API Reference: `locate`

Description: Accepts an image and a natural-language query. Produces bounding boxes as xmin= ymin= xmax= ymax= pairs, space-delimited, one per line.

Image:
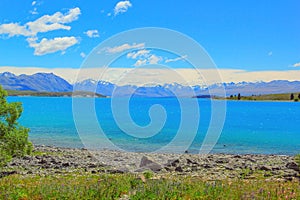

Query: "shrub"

xmin=0 ymin=86 xmax=32 ymax=167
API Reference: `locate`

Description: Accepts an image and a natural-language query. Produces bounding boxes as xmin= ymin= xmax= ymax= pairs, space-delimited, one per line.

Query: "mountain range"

xmin=1 ymin=72 xmax=300 ymax=97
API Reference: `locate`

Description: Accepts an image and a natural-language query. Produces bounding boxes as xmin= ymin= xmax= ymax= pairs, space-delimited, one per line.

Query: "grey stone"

xmin=166 ymin=159 xmax=180 ymax=167
xmin=286 ymin=162 xmax=299 ymax=172
xmin=175 ymin=166 xmax=184 ymax=172
xmin=146 ymin=163 xmax=162 ymax=172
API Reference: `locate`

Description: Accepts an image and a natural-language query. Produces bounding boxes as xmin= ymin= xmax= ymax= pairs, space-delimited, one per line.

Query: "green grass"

xmin=7 ymin=90 xmax=106 ymax=98
xmin=0 ymin=173 xmax=299 ymax=199
xmin=223 ymin=93 xmax=300 ymax=101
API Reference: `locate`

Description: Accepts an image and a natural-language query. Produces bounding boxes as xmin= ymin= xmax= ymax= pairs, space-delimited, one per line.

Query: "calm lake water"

xmin=8 ymin=97 xmax=300 ymax=155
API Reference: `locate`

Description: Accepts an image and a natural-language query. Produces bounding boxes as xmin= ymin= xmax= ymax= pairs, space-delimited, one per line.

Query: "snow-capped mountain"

xmin=0 ymin=72 xmax=73 ymax=92
xmin=74 ymin=79 xmax=300 ymax=97
xmin=1 ymin=72 xmax=300 ymax=97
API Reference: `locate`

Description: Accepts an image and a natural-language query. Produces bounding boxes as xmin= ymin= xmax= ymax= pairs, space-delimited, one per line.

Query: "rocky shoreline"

xmin=2 ymin=145 xmax=299 ymax=181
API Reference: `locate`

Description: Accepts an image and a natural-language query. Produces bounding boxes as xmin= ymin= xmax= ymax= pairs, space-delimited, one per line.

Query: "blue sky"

xmin=0 ymin=0 xmax=299 ymax=72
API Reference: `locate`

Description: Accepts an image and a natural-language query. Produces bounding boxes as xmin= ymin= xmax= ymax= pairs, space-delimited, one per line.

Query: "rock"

xmin=202 ymin=164 xmax=213 ymax=169
xmin=23 ymin=155 xmax=32 ymax=160
xmin=88 ymin=163 xmax=97 ymax=168
xmin=286 ymin=162 xmax=299 ymax=172
xmin=259 ymin=166 xmax=271 ymax=171
xmin=272 ymin=166 xmax=281 ymax=171
xmin=62 ymin=162 xmax=70 ymax=167
xmin=39 ymin=159 xmax=48 ymax=165
xmin=166 ymin=159 xmax=180 ymax=167
xmin=146 ymin=163 xmax=163 ymax=172
xmin=175 ymin=166 xmax=184 ymax=172
xmin=140 ymin=156 xmax=154 ymax=167
xmin=233 ymin=155 xmax=241 ymax=158
xmin=216 ymin=158 xmax=229 ymax=164
xmin=225 ymin=166 xmax=234 ymax=170
xmin=186 ymin=159 xmax=198 ymax=165
xmin=139 ymin=156 xmax=162 ymax=172
xmin=135 ymin=167 xmax=148 ymax=173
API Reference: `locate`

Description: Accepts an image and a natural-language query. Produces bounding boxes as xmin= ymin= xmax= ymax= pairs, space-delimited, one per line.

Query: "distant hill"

xmin=221 ymin=92 xmax=300 ymax=101
xmin=7 ymin=90 xmax=105 ymax=98
xmin=0 ymin=72 xmax=72 ymax=92
xmin=75 ymin=79 xmax=300 ymax=97
xmin=1 ymin=71 xmax=300 ymax=97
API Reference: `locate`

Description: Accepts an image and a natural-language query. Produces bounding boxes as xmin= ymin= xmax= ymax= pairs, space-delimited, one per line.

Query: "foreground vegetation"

xmin=0 ymin=86 xmax=32 ymax=167
xmin=0 ymin=173 xmax=299 ymax=200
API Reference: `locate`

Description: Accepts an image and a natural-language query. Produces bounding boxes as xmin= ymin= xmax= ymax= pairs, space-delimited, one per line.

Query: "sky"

xmin=0 ymin=0 xmax=299 ymax=84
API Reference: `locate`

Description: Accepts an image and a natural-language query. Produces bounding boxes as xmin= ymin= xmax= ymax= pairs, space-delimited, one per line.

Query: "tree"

xmin=290 ymin=93 xmax=294 ymax=100
xmin=237 ymin=93 xmax=241 ymax=100
xmin=0 ymin=86 xmax=32 ymax=167
xmin=298 ymin=94 xmax=300 ymax=99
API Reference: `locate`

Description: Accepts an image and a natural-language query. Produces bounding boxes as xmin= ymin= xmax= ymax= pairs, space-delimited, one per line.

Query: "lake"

xmin=8 ymin=97 xmax=300 ymax=155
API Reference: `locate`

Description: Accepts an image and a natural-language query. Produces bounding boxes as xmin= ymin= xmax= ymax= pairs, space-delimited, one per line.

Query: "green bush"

xmin=0 ymin=86 xmax=32 ymax=167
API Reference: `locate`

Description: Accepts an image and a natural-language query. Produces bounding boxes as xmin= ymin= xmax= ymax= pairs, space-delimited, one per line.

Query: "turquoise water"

xmin=8 ymin=97 xmax=300 ymax=155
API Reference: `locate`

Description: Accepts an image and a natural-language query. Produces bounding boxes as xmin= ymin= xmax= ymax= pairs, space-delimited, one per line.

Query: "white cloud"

xmin=293 ymin=62 xmax=300 ymax=67
xmin=134 ymin=59 xmax=148 ymax=67
xmin=148 ymin=55 xmax=162 ymax=64
xmin=0 ymin=23 xmax=31 ymax=37
xmin=27 ymin=7 xmax=81 ymax=35
xmin=84 ymin=30 xmax=99 ymax=38
xmin=132 ymin=54 xmax=162 ymax=67
xmin=27 ymin=36 xmax=79 ymax=56
xmin=125 ymin=49 xmax=162 ymax=66
xmin=105 ymin=43 xmax=145 ymax=53
xmin=32 ymin=1 xmax=36 ymax=6
xmin=80 ymin=52 xmax=86 ymax=58
xmin=0 ymin=7 xmax=81 ymax=37
xmin=165 ymin=55 xmax=188 ymax=63
xmin=114 ymin=1 xmax=132 ymax=16
xmin=107 ymin=13 xmax=112 ymax=17
xmin=127 ymin=49 xmax=150 ymax=59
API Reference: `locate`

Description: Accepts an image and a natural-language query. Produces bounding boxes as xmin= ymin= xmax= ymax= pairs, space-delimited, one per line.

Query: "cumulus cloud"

xmin=148 ymin=55 xmax=162 ymax=64
xmin=105 ymin=43 xmax=145 ymax=53
xmin=27 ymin=36 xmax=79 ymax=56
xmin=32 ymin=1 xmax=36 ymax=6
xmin=0 ymin=7 xmax=81 ymax=37
xmin=165 ymin=55 xmax=188 ymax=63
xmin=114 ymin=1 xmax=132 ymax=16
xmin=127 ymin=49 xmax=150 ymax=59
xmin=0 ymin=8 xmax=81 ymax=56
xmin=126 ymin=49 xmax=162 ymax=66
xmin=84 ymin=30 xmax=99 ymax=38
xmin=134 ymin=59 xmax=148 ymax=67
xmin=27 ymin=7 xmax=81 ymax=35
xmin=293 ymin=62 xmax=300 ymax=67
xmin=0 ymin=23 xmax=31 ymax=37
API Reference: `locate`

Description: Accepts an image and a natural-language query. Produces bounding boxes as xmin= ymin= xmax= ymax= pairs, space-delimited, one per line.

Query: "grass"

xmin=223 ymin=93 xmax=300 ymax=101
xmin=0 ymin=173 xmax=299 ymax=199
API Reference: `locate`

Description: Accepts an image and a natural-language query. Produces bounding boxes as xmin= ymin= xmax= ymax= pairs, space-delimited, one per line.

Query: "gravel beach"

xmin=2 ymin=145 xmax=299 ymax=181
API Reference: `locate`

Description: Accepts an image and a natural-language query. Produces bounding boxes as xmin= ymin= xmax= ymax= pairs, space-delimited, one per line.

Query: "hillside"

xmin=223 ymin=93 xmax=300 ymax=101
xmin=7 ymin=90 xmax=106 ymax=98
